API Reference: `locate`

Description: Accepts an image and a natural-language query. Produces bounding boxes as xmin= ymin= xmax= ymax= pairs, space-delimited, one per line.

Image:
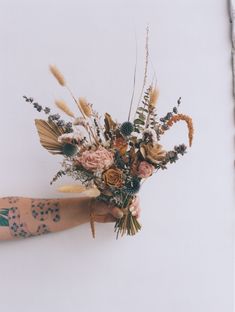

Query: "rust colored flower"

xmin=103 ymin=168 xmax=123 ymax=188
xmin=140 ymin=142 xmax=166 ymax=165
xmin=113 ymin=136 xmax=128 ymax=155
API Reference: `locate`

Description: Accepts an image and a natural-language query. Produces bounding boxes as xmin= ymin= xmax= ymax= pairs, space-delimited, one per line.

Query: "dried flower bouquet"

xmin=24 ymin=31 xmax=194 ymax=238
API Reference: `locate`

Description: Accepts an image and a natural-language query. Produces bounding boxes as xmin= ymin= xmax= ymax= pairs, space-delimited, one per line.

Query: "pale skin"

xmin=0 ymin=196 xmax=141 ymax=240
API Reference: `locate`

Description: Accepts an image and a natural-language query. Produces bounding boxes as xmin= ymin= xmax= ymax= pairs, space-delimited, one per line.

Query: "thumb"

xmin=110 ymin=207 xmax=124 ymax=219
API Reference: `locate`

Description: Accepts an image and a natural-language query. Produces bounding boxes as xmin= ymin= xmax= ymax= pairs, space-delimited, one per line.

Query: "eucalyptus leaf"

xmin=134 ymin=119 xmax=145 ymax=126
xmin=137 ymin=113 xmax=146 ymax=120
xmin=137 ymin=107 xmax=149 ymax=113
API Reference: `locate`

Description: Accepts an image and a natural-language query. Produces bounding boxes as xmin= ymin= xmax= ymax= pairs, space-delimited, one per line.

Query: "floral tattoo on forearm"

xmin=31 ymin=199 xmax=60 ymax=222
xmin=0 ymin=197 xmax=61 ymax=238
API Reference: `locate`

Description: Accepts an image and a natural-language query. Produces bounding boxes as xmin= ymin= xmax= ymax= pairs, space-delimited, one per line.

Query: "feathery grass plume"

xmin=57 ymin=184 xmax=86 ymax=193
xmin=164 ymin=114 xmax=194 ymax=147
xmin=78 ymin=97 xmax=92 ymax=117
xmin=149 ymin=87 xmax=159 ymax=110
xmin=55 ymin=99 xmax=75 ymax=118
xmin=49 ymin=65 xmax=66 ymax=86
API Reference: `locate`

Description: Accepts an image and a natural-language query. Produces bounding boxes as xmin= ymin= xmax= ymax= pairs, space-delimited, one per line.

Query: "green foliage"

xmin=133 ymin=87 xmax=152 ymax=133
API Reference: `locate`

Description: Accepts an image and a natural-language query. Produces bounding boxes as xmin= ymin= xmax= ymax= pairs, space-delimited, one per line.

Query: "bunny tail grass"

xmin=49 ymin=65 xmax=66 ymax=86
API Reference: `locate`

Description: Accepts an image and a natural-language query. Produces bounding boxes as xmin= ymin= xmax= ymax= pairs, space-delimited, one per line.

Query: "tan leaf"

xmin=35 ymin=119 xmax=65 ymax=154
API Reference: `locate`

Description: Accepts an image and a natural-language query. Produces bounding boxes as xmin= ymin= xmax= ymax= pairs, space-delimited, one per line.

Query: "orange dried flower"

xmin=103 ymin=168 xmax=123 ymax=188
xmin=113 ymin=137 xmax=128 ymax=155
xmin=166 ymin=114 xmax=194 ymax=147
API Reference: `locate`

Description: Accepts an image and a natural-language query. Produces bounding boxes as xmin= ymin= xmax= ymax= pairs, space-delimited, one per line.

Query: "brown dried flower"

xmin=140 ymin=142 xmax=166 ymax=164
xmin=113 ymin=136 xmax=128 ymax=155
xmin=103 ymin=168 xmax=123 ymax=188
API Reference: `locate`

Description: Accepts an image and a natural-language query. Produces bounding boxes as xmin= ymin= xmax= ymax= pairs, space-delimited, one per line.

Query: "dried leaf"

xmin=104 ymin=113 xmax=116 ymax=139
xmin=134 ymin=119 xmax=145 ymax=125
xmin=35 ymin=119 xmax=65 ymax=154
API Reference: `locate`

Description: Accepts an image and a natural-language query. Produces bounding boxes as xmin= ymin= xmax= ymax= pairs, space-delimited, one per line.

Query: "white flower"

xmin=73 ymin=117 xmax=88 ymax=127
xmin=58 ymin=132 xmax=83 ymax=144
xmin=142 ymin=129 xmax=157 ymax=142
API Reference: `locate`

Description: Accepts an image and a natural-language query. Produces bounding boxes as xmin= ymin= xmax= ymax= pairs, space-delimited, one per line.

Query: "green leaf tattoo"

xmin=0 ymin=209 xmax=10 ymax=226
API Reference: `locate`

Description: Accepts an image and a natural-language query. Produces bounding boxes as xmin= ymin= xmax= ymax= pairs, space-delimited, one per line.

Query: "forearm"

xmin=0 ymin=196 xmax=90 ymax=240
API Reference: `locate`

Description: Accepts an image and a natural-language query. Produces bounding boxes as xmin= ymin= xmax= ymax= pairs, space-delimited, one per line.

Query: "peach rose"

xmin=103 ymin=168 xmax=123 ymax=188
xmin=140 ymin=142 xmax=166 ymax=165
xmin=137 ymin=161 xmax=154 ymax=178
xmin=76 ymin=146 xmax=114 ymax=172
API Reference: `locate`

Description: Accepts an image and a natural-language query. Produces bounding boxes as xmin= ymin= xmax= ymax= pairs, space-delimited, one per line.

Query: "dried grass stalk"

xmin=165 ymin=114 xmax=194 ymax=147
xmin=55 ymin=99 xmax=74 ymax=118
xmin=49 ymin=65 xmax=66 ymax=86
xmin=78 ymin=97 xmax=92 ymax=117
xmin=136 ymin=26 xmax=149 ymax=108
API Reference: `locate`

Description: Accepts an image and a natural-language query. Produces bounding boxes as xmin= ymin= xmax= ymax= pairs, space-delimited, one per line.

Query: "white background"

xmin=0 ymin=0 xmax=233 ymax=311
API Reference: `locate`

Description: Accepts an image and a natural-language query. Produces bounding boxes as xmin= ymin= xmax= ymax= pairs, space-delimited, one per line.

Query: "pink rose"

xmin=137 ymin=161 xmax=154 ymax=178
xmin=76 ymin=146 xmax=114 ymax=172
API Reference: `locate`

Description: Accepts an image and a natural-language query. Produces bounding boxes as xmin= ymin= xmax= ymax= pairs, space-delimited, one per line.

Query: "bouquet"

xmin=24 ymin=34 xmax=194 ymax=238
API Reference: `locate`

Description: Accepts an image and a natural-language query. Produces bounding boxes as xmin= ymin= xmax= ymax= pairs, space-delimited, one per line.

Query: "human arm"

xmin=0 ymin=196 xmax=140 ymax=240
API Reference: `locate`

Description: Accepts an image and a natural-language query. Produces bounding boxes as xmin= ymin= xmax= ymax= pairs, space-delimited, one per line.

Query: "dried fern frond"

xmin=163 ymin=114 xmax=194 ymax=147
xmin=55 ymin=99 xmax=74 ymax=118
xmin=78 ymin=97 xmax=92 ymax=117
xmin=149 ymin=87 xmax=159 ymax=109
xmin=49 ymin=65 xmax=66 ymax=86
xmin=35 ymin=119 xmax=65 ymax=154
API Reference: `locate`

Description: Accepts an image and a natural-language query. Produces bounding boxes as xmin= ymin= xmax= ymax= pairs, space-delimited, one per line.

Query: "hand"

xmin=92 ymin=196 xmax=141 ymax=223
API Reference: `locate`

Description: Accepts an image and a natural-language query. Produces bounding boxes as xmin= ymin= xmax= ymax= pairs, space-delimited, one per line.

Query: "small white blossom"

xmin=58 ymin=132 xmax=82 ymax=144
xmin=73 ymin=117 xmax=88 ymax=127
xmin=142 ymin=129 xmax=157 ymax=142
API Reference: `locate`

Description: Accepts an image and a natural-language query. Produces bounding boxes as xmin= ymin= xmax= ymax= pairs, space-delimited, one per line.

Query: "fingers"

xmin=110 ymin=207 xmax=124 ymax=219
xmin=91 ymin=196 xmax=140 ymax=224
xmin=94 ymin=214 xmax=116 ymax=223
xmin=129 ymin=196 xmax=141 ymax=218
xmin=93 ymin=206 xmax=123 ymax=223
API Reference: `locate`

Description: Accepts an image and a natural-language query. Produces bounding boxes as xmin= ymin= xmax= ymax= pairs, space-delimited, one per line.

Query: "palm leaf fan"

xmin=35 ymin=119 xmax=66 ymax=154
